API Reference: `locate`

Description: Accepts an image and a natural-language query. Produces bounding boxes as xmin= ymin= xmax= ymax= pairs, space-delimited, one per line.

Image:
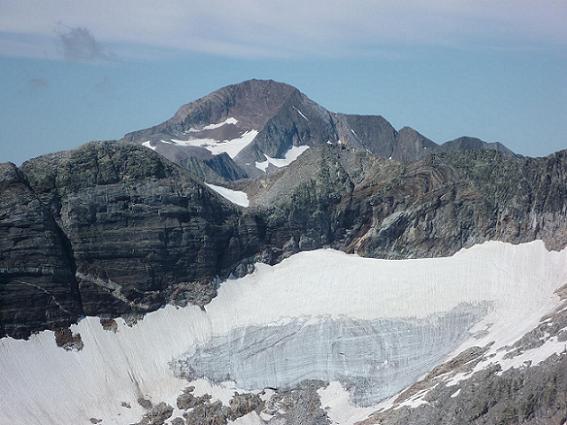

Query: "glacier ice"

xmin=172 ymin=304 xmax=487 ymax=406
xmin=2 ymin=241 xmax=567 ymax=424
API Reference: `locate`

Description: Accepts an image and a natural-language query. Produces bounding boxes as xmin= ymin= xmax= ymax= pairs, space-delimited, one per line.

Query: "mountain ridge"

xmin=1 ymin=139 xmax=565 ymax=339
xmin=2 ymin=90 xmax=567 ymax=425
xmin=122 ymin=79 xmax=517 ymax=182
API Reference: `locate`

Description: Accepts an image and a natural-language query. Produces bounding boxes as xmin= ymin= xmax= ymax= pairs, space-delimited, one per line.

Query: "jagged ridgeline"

xmin=2 ymin=79 xmax=567 ymax=425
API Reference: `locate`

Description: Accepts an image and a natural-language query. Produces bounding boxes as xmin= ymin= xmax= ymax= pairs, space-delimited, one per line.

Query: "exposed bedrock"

xmin=359 ymin=352 xmax=567 ymax=425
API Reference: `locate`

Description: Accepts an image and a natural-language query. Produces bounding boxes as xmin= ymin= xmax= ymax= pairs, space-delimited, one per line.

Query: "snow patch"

xmin=205 ymin=183 xmax=249 ymax=207
xmin=142 ymin=141 xmax=156 ymax=151
xmin=293 ymin=106 xmax=309 ymax=121
xmin=188 ymin=117 xmax=239 ymax=132
xmin=187 ymin=378 xmax=240 ymax=405
xmin=255 ymin=145 xmax=310 ymax=172
xmin=228 ymin=412 xmax=263 ymax=425
xmin=202 ymin=117 xmax=239 ymax=130
xmin=170 ymin=129 xmax=258 ymax=158
xmin=473 ymin=335 xmax=567 ymax=375
xmin=318 ymin=382 xmax=375 ymax=425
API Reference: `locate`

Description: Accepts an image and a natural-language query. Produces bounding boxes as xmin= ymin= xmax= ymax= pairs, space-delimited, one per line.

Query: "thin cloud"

xmin=0 ymin=1 xmax=566 ymax=60
xmin=57 ymin=26 xmax=110 ymax=62
xmin=28 ymin=78 xmax=49 ymax=90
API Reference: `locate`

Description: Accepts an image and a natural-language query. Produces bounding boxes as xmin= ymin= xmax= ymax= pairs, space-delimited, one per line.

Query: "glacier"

xmin=1 ymin=241 xmax=567 ymax=425
xmin=172 ymin=306 xmax=486 ymax=406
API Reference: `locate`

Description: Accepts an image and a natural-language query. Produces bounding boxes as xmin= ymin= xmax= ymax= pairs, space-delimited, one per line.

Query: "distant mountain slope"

xmin=439 ymin=136 xmax=515 ymax=157
xmin=123 ymin=79 xmax=515 ymax=181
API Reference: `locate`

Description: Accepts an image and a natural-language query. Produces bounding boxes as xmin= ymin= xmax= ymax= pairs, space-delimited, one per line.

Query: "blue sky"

xmin=1 ymin=0 xmax=566 ymax=164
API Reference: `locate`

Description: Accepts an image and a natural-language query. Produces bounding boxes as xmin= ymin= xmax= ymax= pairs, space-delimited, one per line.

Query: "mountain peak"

xmin=440 ymin=136 xmax=516 ymax=157
xmin=123 ymin=80 xmax=516 ymax=183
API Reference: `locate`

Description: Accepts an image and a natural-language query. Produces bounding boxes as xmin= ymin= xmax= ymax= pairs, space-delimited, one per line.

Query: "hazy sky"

xmin=1 ymin=0 xmax=566 ymax=164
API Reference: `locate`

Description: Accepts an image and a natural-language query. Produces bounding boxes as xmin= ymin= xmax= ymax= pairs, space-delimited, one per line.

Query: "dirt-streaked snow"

xmin=2 ymin=241 xmax=567 ymax=425
xmin=205 ymin=182 xmax=249 ymax=207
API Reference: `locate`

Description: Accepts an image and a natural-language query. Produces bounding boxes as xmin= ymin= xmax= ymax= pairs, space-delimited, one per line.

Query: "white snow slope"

xmin=167 ymin=129 xmax=258 ymax=158
xmin=205 ymin=182 xmax=250 ymax=207
xmin=1 ymin=241 xmax=567 ymax=425
xmin=255 ymin=145 xmax=310 ymax=172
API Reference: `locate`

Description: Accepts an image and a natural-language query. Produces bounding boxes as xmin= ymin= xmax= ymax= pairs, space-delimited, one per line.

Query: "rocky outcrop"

xmin=136 ymin=402 xmax=173 ymax=425
xmin=123 ymin=79 xmax=298 ymax=142
xmin=1 ymin=141 xmax=261 ymax=338
xmin=392 ymin=126 xmax=438 ymax=162
xmin=263 ymin=380 xmax=330 ymax=425
xmin=358 ymin=290 xmax=567 ymax=425
xmin=142 ymin=144 xmax=248 ymax=184
xmin=0 ymin=162 xmax=83 ymax=338
xmin=250 ymin=145 xmax=567 ymax=260
xmin=348 ymin=148 xmax=567 ymax=257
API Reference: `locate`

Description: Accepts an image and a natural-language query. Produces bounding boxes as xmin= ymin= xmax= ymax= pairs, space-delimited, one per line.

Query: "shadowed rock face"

xmin=1 ymin=142 xmax=261 ymax=337
xmin=0 ymin=162 xmax=83 ymax=338
xmin=1 ymin=140 xmax=566 ymax=338
xmin=392 ymin=127 xmax=438 ymax=162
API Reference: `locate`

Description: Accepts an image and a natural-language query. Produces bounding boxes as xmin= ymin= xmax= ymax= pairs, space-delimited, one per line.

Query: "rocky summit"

xmin=2 ymin=80 xmax=567 ymax=425
xmin=122 ymin=79 xmax=516 ymax=182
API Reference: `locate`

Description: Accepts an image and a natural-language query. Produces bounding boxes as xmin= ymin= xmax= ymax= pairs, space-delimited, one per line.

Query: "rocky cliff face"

xmin=1 ymin=139 xmax=566 ymax=339
xmin=0 ymin=162 xmax=83 ymax=338
xmin=1 ymin=142 xmax=263 ymax=338
xmin=250 ymin=145 xmax=567 ymax=259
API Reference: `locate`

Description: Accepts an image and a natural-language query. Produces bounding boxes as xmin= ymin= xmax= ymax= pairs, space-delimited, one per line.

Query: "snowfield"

xmin=205 ymin=182 xmax=250 ymax=207
xmin=255 ymin=145 xmax=310 ymax=172
xmin=1 ymin=241 xmax=567 ymax=425
xmin=169 ymin=129 xmax=259 ymax=158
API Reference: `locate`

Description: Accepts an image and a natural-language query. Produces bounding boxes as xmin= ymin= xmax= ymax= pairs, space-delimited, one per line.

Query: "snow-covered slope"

xmin=205 ymin=182 xmax=250 ymax=207
xmin=1 ymin=241 xmax=566 ymax=425
xmin=255 ymin=145 xmax=310 ymax=172
xmin=143 ymin=129 xmax=259 ymax=159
